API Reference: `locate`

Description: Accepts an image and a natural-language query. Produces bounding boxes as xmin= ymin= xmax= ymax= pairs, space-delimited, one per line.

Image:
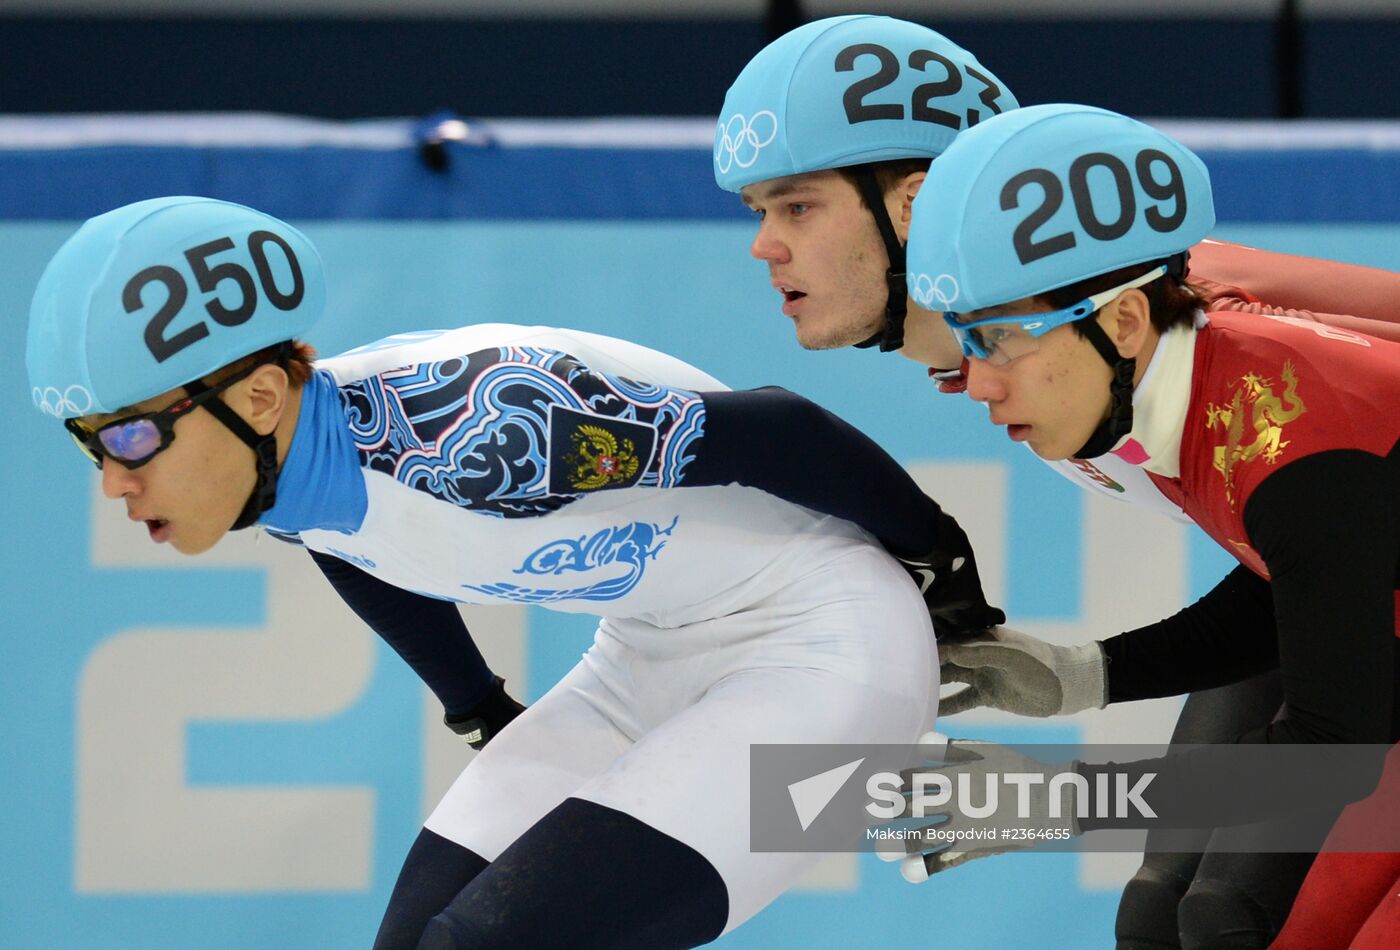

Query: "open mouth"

xmin=145 ymin=518 xmax=171 ymax=542
xmin=778 ymin=285 xmax=807 ymax=315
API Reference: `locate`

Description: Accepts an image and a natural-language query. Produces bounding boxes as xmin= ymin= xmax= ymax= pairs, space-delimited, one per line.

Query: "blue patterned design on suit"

xmin=463 ymin=517 xmax=679 ymax=603
xmin=337 ymin=347 xmax=707 ymax=517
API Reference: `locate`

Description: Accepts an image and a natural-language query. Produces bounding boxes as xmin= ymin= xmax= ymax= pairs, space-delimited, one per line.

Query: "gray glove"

xmin=875 ymin=736 xmax=1081 ymax=882
xmin=940 ymin=627 xmax=1107 ymax=717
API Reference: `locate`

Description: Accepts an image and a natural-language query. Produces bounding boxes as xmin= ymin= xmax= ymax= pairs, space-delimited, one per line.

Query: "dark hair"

xmin=1038 ymin=259 xmax=1200 ymax=335
xmin=211 ymin=340 xmax=318 ymax=388
xmin=834 ymin=158 xmax=933 ymax=209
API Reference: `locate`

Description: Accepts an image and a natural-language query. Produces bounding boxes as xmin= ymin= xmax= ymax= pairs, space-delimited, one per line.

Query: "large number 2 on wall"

xmin=75 ymin=498 xmax=375 ymax=892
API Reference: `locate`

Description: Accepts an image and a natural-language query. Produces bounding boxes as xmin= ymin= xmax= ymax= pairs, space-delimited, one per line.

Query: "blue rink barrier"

xmin=5 ymin=115 xmax=1400 ymax=222
xmin=2 ymin=115 xmax=1399 ymax=950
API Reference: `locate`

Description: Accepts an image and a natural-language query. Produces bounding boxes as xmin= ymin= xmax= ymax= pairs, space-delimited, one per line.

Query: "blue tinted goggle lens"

xmin=65 ymin=414 xmax=170 ymax=470
xmin=98 ymin=418 xmax=164 ymax=462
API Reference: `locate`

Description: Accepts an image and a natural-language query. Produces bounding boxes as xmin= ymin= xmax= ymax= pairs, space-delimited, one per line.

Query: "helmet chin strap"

xmin=848 ymin=166 xmax=908 ymax=353
xmin=185 ymin=382 xmax=281 ymax=530
xmin=1071 ymin=316 xmax=1136 ymax=460
xmin=1069 ymin=254 xmax=1187 ymax=459
xmin=182 ymin=344 xmax=289 ymax=531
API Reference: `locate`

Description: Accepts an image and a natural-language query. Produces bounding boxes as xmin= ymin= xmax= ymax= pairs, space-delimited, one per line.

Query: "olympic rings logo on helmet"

xmin=715 ymin=110 xmax=779 ymax=174
xmin=910 ymin=273 xmax=961 ymax=311
xmin=33 ymin=384 xmax=95 ymax=418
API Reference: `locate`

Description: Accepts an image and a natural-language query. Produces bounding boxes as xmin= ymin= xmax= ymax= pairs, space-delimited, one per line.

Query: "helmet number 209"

xmin=1002 ymin=149 xmax=1188 ymax=266
xmin=123 ymin=231 xmax=306 ymax=364
xmin=836 ymin=43 xmax=1003 ymax=130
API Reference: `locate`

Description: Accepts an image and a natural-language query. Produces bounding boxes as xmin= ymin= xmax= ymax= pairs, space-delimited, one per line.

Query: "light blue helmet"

xmin=714 ymin=15 xmax=1018 ymax=193
xmin=906 ymin=104 xmax=1215 ymax=314
xmin=28 ymin=196 xmax=325 ymax=419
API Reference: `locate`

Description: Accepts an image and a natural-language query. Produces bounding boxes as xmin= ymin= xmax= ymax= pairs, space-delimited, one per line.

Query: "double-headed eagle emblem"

xmin=566 ymin=423 xmax=641 ymax=491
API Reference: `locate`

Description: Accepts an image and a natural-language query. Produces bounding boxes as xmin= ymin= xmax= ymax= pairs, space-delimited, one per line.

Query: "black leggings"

xmin=1118 ymin=640 xmax=1400 ymax=950
xmin=1115 ymin=671 xmax=1319 ymax=950
xmin=373 ymin=797 xmax=729 ymax=950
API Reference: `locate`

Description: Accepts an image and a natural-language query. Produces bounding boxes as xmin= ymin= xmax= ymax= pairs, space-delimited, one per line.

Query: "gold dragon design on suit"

xmin=1205 ymin=360 xmax=1307 ymax=507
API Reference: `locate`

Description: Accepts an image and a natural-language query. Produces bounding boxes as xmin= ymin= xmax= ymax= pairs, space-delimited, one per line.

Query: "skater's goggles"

xmin=64 ymin=359 xmax=261 ymax=470
xmin=943 ymin=265 xmax=1166 ymax=366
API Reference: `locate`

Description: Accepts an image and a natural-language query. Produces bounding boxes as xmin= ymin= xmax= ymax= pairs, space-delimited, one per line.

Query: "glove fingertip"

xmin=940 ymin=645 xmax=975 ymax=664
xmin=937 ymin=690 xmax=982 ymax=717
xmin=873 ymin=835 xmax=906 ymax=863
xmin=938 ymin=665 xmax=976 ymax=686
xmin=900 ymin=854 xmax=931 ymax=884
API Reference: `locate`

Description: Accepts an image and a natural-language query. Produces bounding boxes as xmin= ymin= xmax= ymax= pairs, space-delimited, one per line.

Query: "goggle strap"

xmin=1086 ymin=264 xmax=1170 ymax=313
xmin=185 ymin=379 xmax=260 ymax=450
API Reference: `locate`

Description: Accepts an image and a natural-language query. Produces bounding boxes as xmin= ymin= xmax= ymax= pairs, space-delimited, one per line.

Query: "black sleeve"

xmin=309 ymin=549 xmax=496 ymax=717
xmin=1081 ymin=449 xmax=1399 ymax=831
xmin=690 ymin=388 xmax=953 ymax=557
xmin=689 ymin=387 xmax=1003 ymax=636
xmin=1238 ymin=449 xmax=1397 ymax=745
xmin=1102 ymin=565 xmax=1279 ymax=703
xmin=1102 ymin=450 xmax=1397 ymax=741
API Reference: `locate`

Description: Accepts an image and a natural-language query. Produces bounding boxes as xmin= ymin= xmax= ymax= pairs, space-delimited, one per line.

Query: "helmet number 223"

xmin=836 ymin=43 xmax=1004 ymax=130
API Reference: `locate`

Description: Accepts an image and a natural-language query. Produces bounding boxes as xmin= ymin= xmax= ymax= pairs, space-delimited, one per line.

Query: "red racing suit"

xmin=1143 ymin=311 xmax=1400 ymax=606
xmin=930 ymin=240 xmax=1400 ymax=941
xmin=1102 ymin=312 xmax=1400 ymax=949
xmin=1187 ymin=239 xmax=1400 ymax=344
xmin=1102 ymin=310 xmax=1398 ymax=735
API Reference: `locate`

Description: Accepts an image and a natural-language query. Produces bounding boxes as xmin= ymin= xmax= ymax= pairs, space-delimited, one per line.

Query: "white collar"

xmin=1105 ymin=313 xmax=1205 ymax=478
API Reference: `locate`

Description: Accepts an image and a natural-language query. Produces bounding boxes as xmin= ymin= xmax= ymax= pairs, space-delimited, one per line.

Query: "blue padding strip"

xmin=0 ymin=145 xmax=741 ymax=221
xmin=5 ymin=140 xmax=1400 ymax=223
xmin=1204 ymin=151 xmax=1400 ymax=223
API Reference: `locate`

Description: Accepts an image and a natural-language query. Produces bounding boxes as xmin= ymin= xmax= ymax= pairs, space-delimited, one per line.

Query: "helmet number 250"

xmin=1003 ymin=150 xmax=1189 ymax=266
xmin=836 ymin=43 xmax=1004 ymax=130
xmin=123 ymin=231 xmax=306 ymax=363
